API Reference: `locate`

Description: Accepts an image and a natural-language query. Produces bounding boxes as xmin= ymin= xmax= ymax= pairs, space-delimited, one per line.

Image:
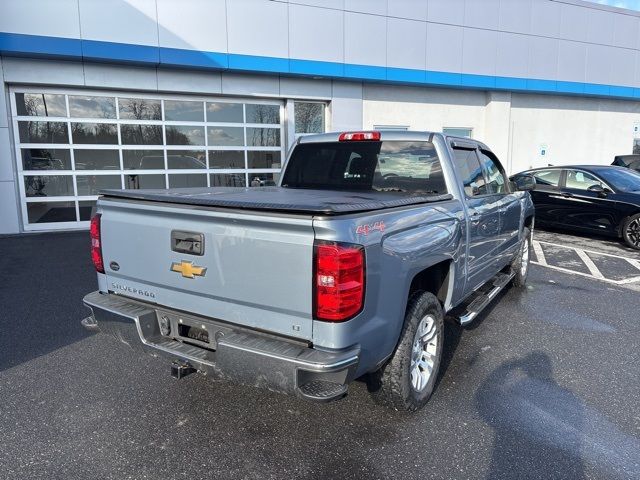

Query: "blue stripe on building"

xmin=2 ymin=31 xmax=640 ymax=101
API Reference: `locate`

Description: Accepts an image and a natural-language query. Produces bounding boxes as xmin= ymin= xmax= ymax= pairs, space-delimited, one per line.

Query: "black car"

xmin=612 ymin=154 xmax=640 ymax=172
xmin=511 ymin=165 xmax=640 ymax=249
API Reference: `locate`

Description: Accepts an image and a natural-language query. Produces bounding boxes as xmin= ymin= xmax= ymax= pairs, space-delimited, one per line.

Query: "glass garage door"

xmin=11 ymin=88 xmax=285 ymax=231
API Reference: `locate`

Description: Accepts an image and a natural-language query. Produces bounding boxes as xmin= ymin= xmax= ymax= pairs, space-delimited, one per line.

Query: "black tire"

xmin=369 ymin=291 xmax=444 ymax=411
xmin=622 ymin=214 xmax=640 ymax=250
xmin=511 ymin=227 xmax=531 ymax=287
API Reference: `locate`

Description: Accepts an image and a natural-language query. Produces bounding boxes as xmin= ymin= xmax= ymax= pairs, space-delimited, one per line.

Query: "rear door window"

xmin=565 ymin=170 xmax=603 ymax=191
xmin=532 ymin=169 xmax=561 ymax=187
xmin=477 ymin=150 xmax=507 ymax=194
xmin=282 ymin=141 xmax=447 ymax=194
xmin=452 ymin=148 xmax=487 ymax=196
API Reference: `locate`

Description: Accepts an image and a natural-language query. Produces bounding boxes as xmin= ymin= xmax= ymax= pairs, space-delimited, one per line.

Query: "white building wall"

xmin=363 ymin=83 xmax=640 ymax=175
xmin=362 ymin=84 xmax=487 ymax=136
xmin=509 ymin=93 xmax=640 ymax=172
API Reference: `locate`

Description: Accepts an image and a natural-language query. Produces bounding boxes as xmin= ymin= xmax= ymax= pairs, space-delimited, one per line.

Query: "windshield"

xmin=281 ymin=141 xmax=447 ymax=194
xmin=596 ymin=167 xmax=640 ymax=192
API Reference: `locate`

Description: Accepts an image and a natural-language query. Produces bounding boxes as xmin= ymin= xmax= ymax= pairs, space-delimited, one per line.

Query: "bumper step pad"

xmin=298 ymin=380 xmax=348 ymax=401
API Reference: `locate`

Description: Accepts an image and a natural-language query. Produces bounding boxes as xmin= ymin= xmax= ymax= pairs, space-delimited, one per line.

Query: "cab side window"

xmin=532 ymin=169 xmax=561 ymax=187
xmin=565 ymin=170 xmax=603 ymax=191
xmin=452 ymin=148 xmax=487 ymax=196
xmin=477 ymin=150 xmax=507 ymax=194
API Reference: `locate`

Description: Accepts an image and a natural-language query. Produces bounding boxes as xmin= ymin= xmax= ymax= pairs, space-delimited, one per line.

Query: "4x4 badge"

xmin=170 ymin=261 xmax=207 ymax=279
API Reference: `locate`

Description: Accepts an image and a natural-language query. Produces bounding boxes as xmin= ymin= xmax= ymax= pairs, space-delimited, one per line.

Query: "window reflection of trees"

xmin=20 ymin=121 xmax=68 ymax=143
xmin=294 ymin=103 xmax=324 ymax=134
xmin=119 ymin=99 xmax=162 ymax=120
xmin=71 ymin=123 xmax=118 ymax=144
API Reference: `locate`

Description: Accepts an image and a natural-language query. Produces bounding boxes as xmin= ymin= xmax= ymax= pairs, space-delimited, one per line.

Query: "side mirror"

xmin=587 ymin=184 xmax=606 ymax=196
xmin=513 ymin=174 xmax=536 ymax=191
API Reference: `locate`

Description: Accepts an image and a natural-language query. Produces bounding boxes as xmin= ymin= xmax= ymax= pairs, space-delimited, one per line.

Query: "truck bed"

xmin=101 ymin=187 xmax=453 ymax=215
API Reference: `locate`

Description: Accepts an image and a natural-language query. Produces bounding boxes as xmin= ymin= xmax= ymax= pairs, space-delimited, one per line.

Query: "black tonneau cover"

xmin=100 ymin=187 xmax=453 ymax=215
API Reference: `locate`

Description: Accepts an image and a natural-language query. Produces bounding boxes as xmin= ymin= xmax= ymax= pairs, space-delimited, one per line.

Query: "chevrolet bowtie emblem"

xmin=170 ymin=261 xmax=207 ymax=279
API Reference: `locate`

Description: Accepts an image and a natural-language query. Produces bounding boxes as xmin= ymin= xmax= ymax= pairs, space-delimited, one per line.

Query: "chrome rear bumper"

xmin=82 ymin=291 xmax=359 ymax=401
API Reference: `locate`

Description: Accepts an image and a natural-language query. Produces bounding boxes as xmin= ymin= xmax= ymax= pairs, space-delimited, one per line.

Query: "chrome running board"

xmin=458 ymin=271 xmax=515 ymax=326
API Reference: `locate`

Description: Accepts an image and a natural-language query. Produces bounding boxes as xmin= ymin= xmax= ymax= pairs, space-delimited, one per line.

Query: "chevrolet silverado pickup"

xmin=81 ymin=130 xmax=535 ymax=411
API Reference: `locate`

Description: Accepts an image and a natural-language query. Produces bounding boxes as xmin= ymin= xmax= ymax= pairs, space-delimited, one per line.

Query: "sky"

xmin=595 ymin=0 xmax=640 ymax=11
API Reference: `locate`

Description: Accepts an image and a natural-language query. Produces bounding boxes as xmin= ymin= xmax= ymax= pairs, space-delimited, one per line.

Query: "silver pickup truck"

xmin=82 ymin=130 xmax=535 ymax=411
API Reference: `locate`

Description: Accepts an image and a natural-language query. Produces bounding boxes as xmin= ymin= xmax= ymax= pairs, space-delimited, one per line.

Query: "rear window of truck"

xmin=282 ymin=141 xmax=447 ymax=194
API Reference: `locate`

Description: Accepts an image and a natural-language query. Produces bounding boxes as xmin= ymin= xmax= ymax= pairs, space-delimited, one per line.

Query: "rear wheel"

xmin=511 ymin=227 xmax=531 ymax=287
xmin=369 ymin=291 xmax=444 ymax=411
xmin=622 ymin=214 xmax=640 ymax=250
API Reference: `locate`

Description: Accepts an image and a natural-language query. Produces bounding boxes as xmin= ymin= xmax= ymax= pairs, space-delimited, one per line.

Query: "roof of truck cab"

xmin=296 ymin=130 xmax=491 ymax=152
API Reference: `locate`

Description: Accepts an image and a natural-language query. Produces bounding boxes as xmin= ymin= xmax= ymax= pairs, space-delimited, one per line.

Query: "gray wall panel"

xmin=0 ymin=182 xmax=21 ymax=234
xmin=84 ymin=64 xmax=159 ymax=91
xmin=289 ymin=4 xmax=344 ymax=63
xmin=220 ymin=72 xmax=280 ymax=97
xmin=464 ymin=0 xmax=500 ymax=30
xmin=498 ymin=0 xmax=532 ymax=34
xmin=559 ymin=3 xmax=590 ymax=43
xmin=1 ymin=58 xmax=85 ymax=86
xmin=290 ymin=0 xmax=345 ymax=9
xmin=613 ymin=12 xmax=639 ymax=49
xmin=427 ymin=0 xmax=465 ymax=26
xmin=0 ymin=0 xmax=80 ymax=38
xmin=344 ymin=12 xmax=387 ymax=67
xmin=0 ymin=57 xmax=7 ymax=129
xmin=557 ymin=40 xmax=587 ymax=83
xmin=586 ymin=44 xmax=613 ymax=85
xmin=345 ymin=0 xmax=387 ymax=16
xmin=227 ymin=0 xmax=289 ymax=58
xmin=530 ymin=0 xmax=561 ymax=38
xmin=157 ymin=69 xmax=222 ymax=94
xmin=331 ymin=81 xmax=363 ymax=131
xmin=587 ymin=7 xmax=615 ymax=46
xmin=387 ymin=17 xmax=427 ymax=70
xmin=528 ymin=36 xmax=559 ymax=79
xmin=79 ymin=0 xmax=159 ymax=46
xmin=610 ymin=47 xmax=636 ymax=87
xmin=462 ymin=28 xmax=498 ymax=77
xmin=157 ymin=0 xmax=227 ymax=52
xmin=279 ymin=77 xmax=332 ymax=99
xmin=425 ymin=23 xmax=464 ymax=73
xmin=496 ymin=32 xmax=529 ymax=78
xmin=387 ymin=0 xmax=428 ymax=21
xmin=0 ymin=128 xmax=12 ymax=182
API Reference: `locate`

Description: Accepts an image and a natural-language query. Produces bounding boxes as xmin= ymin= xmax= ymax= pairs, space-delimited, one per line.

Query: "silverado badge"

xmin=170 ymin=261 xmax=207 ymax=279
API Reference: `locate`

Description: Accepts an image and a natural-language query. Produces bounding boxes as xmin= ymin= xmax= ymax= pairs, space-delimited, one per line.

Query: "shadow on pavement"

xmin=476 ymin=351 xmax=586 ymax=479
xmin=0 ymin=231 xmax=97 ymax=372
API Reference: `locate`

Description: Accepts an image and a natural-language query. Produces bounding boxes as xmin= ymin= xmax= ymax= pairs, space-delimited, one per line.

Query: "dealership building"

xmin=2 ymin=0 xmax=640 ymax=233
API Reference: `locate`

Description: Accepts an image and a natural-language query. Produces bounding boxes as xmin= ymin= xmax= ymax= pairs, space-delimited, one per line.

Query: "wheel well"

xmin=408 ymin=260 xmax=452 ymax=306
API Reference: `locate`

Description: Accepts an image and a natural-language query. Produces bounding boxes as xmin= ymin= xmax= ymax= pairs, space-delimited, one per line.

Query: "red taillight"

xmin=338 ymin=131 xmax=381 ymax=142
xmin=90 ymin=213 xmax=104 ymax=273
xmin=314 ymin=241 xmax=365 ymax=321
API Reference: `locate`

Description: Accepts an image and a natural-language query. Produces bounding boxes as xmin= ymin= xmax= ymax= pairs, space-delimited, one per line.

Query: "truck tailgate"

xmin=98 ymin=198 xmax=314 ymax=340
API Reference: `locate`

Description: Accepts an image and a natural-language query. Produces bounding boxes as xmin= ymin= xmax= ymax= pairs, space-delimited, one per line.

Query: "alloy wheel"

xmin=410 ymin=315 xmax=438 ymax=392
xmin=626 ymin=219 xmax=640 ymax=248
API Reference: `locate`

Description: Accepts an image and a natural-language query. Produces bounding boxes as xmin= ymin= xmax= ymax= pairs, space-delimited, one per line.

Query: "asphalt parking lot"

xmin=1 ymin=228 xmax=639 ymax=480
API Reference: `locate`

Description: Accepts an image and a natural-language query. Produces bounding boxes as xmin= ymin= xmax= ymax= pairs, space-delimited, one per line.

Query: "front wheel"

xmin=622 ymin=214 xmax=640 ymax=250
xmin=369 ymin=291 xmax=444 ymax=411
xmin=511 ymin=227 xmax=531 ymax=287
